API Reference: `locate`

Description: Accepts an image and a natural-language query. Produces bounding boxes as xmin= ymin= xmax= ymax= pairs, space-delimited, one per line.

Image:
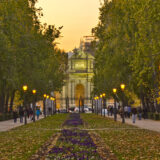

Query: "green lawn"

xmin=81 ymin=114 xmax=160 ymax=160
xmin=0 ymin=114 xmax=68 ymax=160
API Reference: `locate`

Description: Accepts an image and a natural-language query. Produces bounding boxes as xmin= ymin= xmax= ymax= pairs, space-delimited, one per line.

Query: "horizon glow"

xmin=36 ymin=0 xmax=100 ymax=52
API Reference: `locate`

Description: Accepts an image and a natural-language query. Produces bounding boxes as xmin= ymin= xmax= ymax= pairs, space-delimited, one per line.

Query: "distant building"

xmin=59 ymin=36 xmax=95 ymax=108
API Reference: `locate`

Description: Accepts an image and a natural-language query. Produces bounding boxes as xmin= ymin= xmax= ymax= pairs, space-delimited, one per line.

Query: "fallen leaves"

xmin=0 ymin=114 xmax=68 ymax=160
xmin=81 ymin=114 xmax=160 ymax=160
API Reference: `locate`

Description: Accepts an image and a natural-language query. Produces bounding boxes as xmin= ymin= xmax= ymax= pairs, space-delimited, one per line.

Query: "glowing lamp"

xmin=32 ymin=89 xmax=36 ymax=94
xmin=43 ymin=94 xmax=47 ymax=98
xmin=113 ymin=88 xmax=117 ymax=93
xmin=120 ymin=84 xmax=125 ymax=90
xmin=102 ymin=93 xmax=106 ymax=97
xmin=23 ymin=85 xmax=28 ymax=92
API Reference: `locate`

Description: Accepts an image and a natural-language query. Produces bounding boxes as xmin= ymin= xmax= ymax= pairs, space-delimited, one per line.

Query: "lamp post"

xmin=96 ymin=97 xmax=99 ymax=115
xmin=113 ymin=88 xmax=117 ymax=121
xmin=32 ymin=89 xmax=36 ymax=122
xmin=53 ymin=97 xmax=56 ymax=114
xmin=100 ymin=94 xmax=103 ymax=116
xmin=120 ymin=84 xmax=125 ymax=123
xmin=46 ymin=95 xmax=49 ymax=115
xmin=94 ymin=97 xmax=96 ymax=114
xmin=50 ymin=97 xmax=53 ymax=115
xmin=23 ymin=85 xmax=28 ymax=125
xmin=102 ymin=93 xmax=106 ymax=117
xmin=91 ymin=98 xmax=94 ymax=113
xmin=66 ymin=96 xmax=69 ymax=113
xmin=43 ymin=94 xmax=47 ymax=117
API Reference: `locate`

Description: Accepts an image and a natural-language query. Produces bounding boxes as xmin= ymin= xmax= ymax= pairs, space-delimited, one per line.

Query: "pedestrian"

xmin=110 ymin=106 xmax=113 ymax=116
xmin=113 ymin=106 xmax=117 ymax=121
xmin=119 ymin=106 xmax=123 ymax=118
xmin=127 ymin=106 xmax=131 ymax=118
xmin=138 ymin=107 xmax=142 ymax=120
xmin=124 ymin=106 xmax=128 ymax=118
xmin=131 ymin=107 xmax=137 ymax=123
xmin=19 ymin=106 xmax=24 ymax=123
xmin=143 ymin=107 xmax=147 ymax=119
xmin=13 ymin=108 xmax=18 ymax=123
xmin=36 ymin=108 xmax=40 ymax=120
xmin=29 ymin=107 xmax=33 ymax=121
xmin=107 ymin=106 xmax=110 ymax=116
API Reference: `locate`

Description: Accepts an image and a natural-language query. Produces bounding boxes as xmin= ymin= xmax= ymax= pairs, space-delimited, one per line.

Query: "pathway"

xmin=0 ymin=115 xmax=44 ymax=132
xmin=104 ymin=114 xmax=160 ymax=133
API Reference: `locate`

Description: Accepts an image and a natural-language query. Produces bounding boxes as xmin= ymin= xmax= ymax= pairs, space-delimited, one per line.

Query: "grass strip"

xmin=0 ymin=114 xmax=68 ymax=160
xmin=81 ymin=114 xmax=160 ymax=160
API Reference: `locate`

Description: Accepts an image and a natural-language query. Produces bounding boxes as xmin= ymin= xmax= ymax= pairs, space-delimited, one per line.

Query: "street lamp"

xmin=102 ymin=93 xmax=106 ymax=117
xmin=96 ymin=96 xmax=99 ymax=115
xmin=32 ymin=89 xmax=37 ymax=122
xmin=100 ymin=94 xmax=103 ymax=116
xmin=102 ymin=93 xmax=106 ymax=97
xmin=50 ymin=97 xmax=53 ymax=115
xmin=113 ymin=88 xmax=117 ymax=121
xmin=120 ymin=84 xmax=125 ymax=91
xmin=22 ymin=85 xmax=28 ymax=125
xmin=94 ymin=97 xmax=97 ymax=114
xmin=120 ymin=84 xmax=125 ymax=123
xmin=23 ymin=85 xmax=28 ymax=92
xmin=52 ymin=97 xmax=56 ymax=114
xmin=43 ymin=94 xmax=47 ymax=117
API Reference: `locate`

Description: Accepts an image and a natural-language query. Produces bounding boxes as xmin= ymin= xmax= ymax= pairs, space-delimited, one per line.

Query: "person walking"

xmin=124 ymin=106 xmax=128 ymax=118
xmin=36 ymin=108 xmax=40 ymax=120
xmin=13 ymin=108 xmax=18 ymax=123
xmin=29 ymin=107 xmax=33 ymax=121
xmin=132 ymin=107 xmax=137 ymax=123
xmin=19 ymin=106 xmax=24 ymax=123
xmin=127 ymin=106 xmax=131 ymax=118
xmin=138 ymin=107 xmax=142 ymax=120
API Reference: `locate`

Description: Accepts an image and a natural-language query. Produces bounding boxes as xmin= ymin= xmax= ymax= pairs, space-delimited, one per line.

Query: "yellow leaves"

xmin=82 ymin=114 xmax=160 ymax=160
xmin=0 ymin=114 xmax=68 ymax=160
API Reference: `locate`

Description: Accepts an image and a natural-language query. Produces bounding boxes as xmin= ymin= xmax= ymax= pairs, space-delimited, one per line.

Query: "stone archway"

xmin=75 ymin=84 xmax=85 ymax=107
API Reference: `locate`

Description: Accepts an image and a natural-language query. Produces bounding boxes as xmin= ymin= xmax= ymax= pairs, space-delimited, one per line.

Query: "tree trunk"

xmin=5 ymin=91 xmax=10 ymax=113
xmin=141 ymin=94 xmax=146 ymax=109
xmin=10 ymin=90 xmax=16 ymax=112
xmin=0 ymin=91 xmax=5 ymax=113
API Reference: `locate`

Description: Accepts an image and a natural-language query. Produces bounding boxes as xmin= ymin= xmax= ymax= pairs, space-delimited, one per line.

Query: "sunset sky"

xmin=36 ymin=0 xmax=100 ymax=52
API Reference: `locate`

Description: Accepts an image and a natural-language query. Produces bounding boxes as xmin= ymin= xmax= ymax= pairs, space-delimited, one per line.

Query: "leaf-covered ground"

xmin=81 ymin=114 xmax=160 ymax=160
xmin=0 ymin=114 xmax=68 ymax=160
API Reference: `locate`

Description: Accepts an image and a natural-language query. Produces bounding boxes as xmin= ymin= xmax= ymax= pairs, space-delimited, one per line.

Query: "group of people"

xmin=13 ymin=106 xmax=41 ymax=123
xmin=106 ymin=105 xmax=144 ymax=123
xmin=120 ymin=106 xmax=143 ymax=123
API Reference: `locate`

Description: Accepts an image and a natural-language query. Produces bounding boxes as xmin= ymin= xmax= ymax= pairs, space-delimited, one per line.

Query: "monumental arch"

xmin=60 ymin=50 xmax=94 ymax=108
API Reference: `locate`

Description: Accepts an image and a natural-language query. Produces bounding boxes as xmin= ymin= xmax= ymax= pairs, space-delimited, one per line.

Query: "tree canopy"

xmin=93 ymin=0 xmax=160 ymax=111
xmin=0 ymin=0 xmax=66 ymax=113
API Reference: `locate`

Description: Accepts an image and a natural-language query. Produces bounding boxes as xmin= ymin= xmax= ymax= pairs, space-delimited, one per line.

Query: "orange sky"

xmin=36 ymin=0 xmax=100 ymax=52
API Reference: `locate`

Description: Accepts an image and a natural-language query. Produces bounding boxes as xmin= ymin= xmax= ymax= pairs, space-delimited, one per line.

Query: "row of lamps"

xmin=94 ymin=83 xmax=126 ymax=123
xmin=22 ymin=85 xmax=56 ymax=124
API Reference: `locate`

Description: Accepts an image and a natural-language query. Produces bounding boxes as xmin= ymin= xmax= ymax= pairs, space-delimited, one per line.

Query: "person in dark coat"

xmin=19 ymin=106 xmax=24 ymax=123
xmin=29 ymin=107 xmax=33 ymax=120
xmin=132 ymin=107 xmax=137 ymax=123
xmin=13 ymin=108 xmax=18 ymax=123
xmin=138 ymin=107 xmax=142 ymax=120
